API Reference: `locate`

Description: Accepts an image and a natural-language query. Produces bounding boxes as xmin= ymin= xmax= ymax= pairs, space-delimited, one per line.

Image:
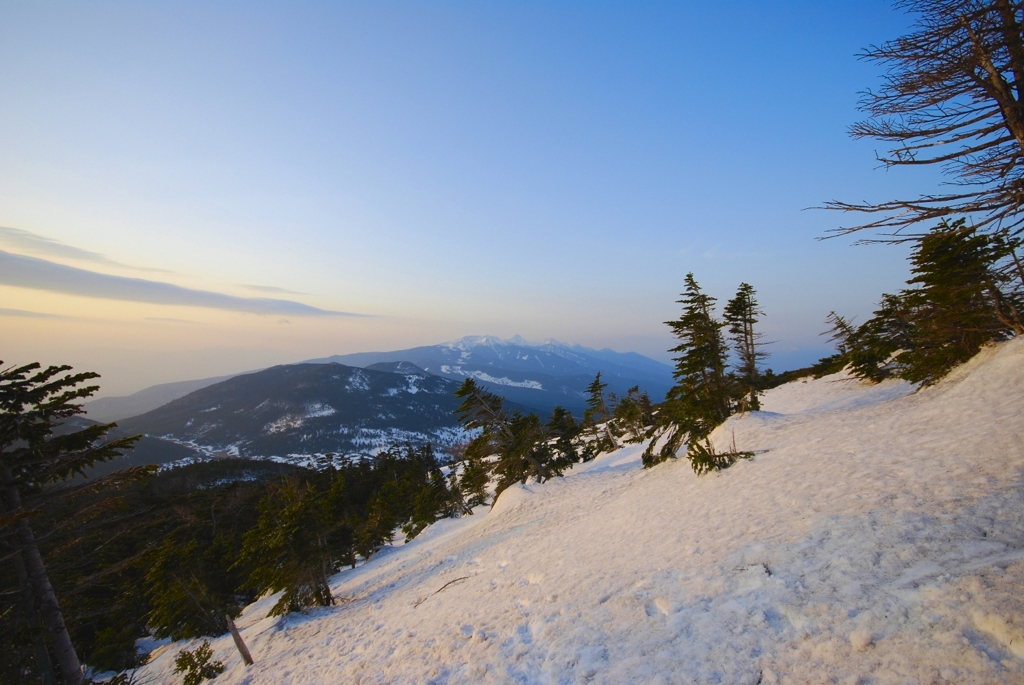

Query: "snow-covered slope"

xmin=136 ymin=339 xmax=1024 ymax=684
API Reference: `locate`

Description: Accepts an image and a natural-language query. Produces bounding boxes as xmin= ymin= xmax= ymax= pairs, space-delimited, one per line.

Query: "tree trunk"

xmin=2 ymin=468 xmax=84 ymax=685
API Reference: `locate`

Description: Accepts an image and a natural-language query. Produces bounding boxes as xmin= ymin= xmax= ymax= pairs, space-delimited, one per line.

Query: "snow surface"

xmin=135 ymin=339 xmax=1024 ymax=684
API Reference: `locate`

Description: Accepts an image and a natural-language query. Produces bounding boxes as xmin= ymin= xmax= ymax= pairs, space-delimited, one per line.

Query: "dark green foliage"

xmin=454 ymin=379 xmax=560 ymax=500
xmin=581 ymin=372 xmax=618 ymax=454
xmin=173 ymin=640 xmax=224 ymax=685
xmin=610 ymin=386 xmax=654 ymax=444
xmin=493 ymin=411 xmax=555 ymax=495
xmin=645 ymin=274 xmax=732 ymax=469
xmin=723 ymin=283 xmax=769 ymax=411
xmin=455 ymin=451 xmax=491 ymax=509
xmin=451 ymin=379 xmax=615 ymax=500
xmin=897 ymin=221 xmax=1022 ymax=382
xmin=685 ymin=438 xmax=754 ymax=477
xmin=665 ymin=274 xmax=731 ymax=436
xmin=644 ymin=276 xmax=772 ymax=474
xmin=146 ymin=536 xmax=244 ymax=640
xmin=545 ymin=406 xmax=586 ymax=469
xmin=582 ymin=372 xmax=611 ymax=426
xmin=236 ymin=476 xmax=351 ymax=616
xmin=820 ymin=220 xmax=1023 ymax=386
xmin=1 ymin=362 xmax=143 ymax=685
xmin=6 ymin=416 xmax=474 ymax=676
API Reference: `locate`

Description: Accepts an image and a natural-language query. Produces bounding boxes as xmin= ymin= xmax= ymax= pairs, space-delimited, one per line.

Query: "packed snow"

xmin=135 ymin=339 xmax=1024 ymax=684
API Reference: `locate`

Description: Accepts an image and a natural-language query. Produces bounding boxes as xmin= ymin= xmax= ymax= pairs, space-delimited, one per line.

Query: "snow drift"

xmin=135 ymin=339 xmax=1024 ymax=684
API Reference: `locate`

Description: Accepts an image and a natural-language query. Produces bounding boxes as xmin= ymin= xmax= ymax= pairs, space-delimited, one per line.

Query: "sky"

xmin=0 ymin=1 xmax=941 ymax=397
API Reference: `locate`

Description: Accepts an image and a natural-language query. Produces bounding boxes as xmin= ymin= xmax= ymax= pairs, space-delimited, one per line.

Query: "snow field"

xmin=137 ymin=339 xmax=1024 ymax=684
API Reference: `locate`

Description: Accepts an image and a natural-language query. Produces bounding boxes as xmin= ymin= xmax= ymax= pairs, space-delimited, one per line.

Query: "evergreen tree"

xmin=453 ymin=379 xmax=556 ymax=499
xmin=582 ymin=372 xmax=618 ymax=453
xmin=723 ymin=283 xmax=768 ymax=411
xmin=582 ymin=373 xmax=610 ymax=426
xmin=234 ymin=476 xmax=350 ymax=616
xmin=822 ymin=219 xmax=1022 ymax=385
xmin=846 ymin=293 xmax=915 ymax=382
xmin=898 ymin=220 xmax=1022 ymax=383
xmin=356 ymin=481 xmax=399 ymax=560
xmin=644 ymin=274 xmax=731 ymax=468
xmin=145 ymin=537 xmax=237 ymax=640
xmin=546 ymin=406 xmax=584 ymax=467
xmin=610 ymin=386 xmax=654 ymax=444
xmin=1 ymin=362 xmax=140 ymax=685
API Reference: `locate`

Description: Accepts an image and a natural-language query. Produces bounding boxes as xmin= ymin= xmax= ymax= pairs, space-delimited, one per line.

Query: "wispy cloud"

xmin=239 ymin=283 xmax=306 ymax=295
xmin=0 ymin=250 xmax=368 ymax=317
xmin=0 ymin=226 xmax=170 ymax=272
xmin=0 ymin=307 xmax=69 ymax=319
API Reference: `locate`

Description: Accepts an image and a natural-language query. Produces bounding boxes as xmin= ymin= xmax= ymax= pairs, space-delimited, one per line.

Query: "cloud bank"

xmin=0 ymin=226 xmax=169 ymax=272
xmin=0 ymin=250 xmax=364 ymax=317
xmin=0 ymin=307 xmax=68 ymax=319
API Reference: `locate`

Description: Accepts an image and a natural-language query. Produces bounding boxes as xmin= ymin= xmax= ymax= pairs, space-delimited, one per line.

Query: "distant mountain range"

xmin=78 ymin=337 xmax=675 ymax=470
xmin=82 ymin=374 xmax=238 ymax=422
xmin=117 ymin=362 xmax=470 ymax=466
xmin=85 ymin=336 xmax=674 ymax=422
xmin=307 ymin=335 xmax=673 ymax=416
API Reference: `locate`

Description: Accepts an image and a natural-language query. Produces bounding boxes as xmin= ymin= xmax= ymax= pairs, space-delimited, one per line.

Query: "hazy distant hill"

xmin=307 ymin=335 xmax=674 ymax=415
xmin=117 ymin=362 xmax=470 ymax=462
xmin=82 ymin=374 xmax=237 ymax=422
xmin=84 ymin=337 xmax=674 ymax=422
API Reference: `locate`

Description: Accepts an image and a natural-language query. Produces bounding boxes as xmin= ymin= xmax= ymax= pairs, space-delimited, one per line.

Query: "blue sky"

xmin=0 ymin=1 xmax=938 ymax=395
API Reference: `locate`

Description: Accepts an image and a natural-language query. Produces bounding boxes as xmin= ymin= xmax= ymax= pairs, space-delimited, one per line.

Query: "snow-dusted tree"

xmin=723 ymin=283 xmax=769 ymax=411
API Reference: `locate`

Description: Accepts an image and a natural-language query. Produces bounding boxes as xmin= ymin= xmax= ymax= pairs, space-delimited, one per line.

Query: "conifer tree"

xmin=235 ymin=476 xmax=350 ymax=616
xmin=582 ymin=372 xmax=618 ymax=453
xmin=453 ymin=379 xmax=555 ymax=498
xmin=145 ymin=537 xmax=237 ymax=639
xmin=1 ymin=362 xmax=140 ymax=685
xmin=644 ymin=274 xmax=731 ymax=468
xmin=823 ymin=219 xmax=1022 ymax=385
xmin=452 ymin=379 xmax=570 ymax=499
xmin=546 ymin=406 xmax=583 ymax=467
xmin=898 ymin=219 xmax=1022 ymax=382
xmin=723 ymin=283 xmax=768 ymax=411
xmin=665 ymin=274 xmax=731 ymax=436
xmin=582 ymin=373 xmax=611 ymax=426
xmin=610 ymin=386 xmax=654 ymax=444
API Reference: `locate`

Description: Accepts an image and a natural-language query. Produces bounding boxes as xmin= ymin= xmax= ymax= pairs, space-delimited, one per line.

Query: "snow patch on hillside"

xmin=136 ymin=339 xmax=1024 ymax=684
xmin=440 ymin=365 xmax=544 ymax=390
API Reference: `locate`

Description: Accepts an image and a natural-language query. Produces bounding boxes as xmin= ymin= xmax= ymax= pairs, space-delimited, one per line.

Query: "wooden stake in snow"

xmin=225 ymin=615 xmax=254 ymax=666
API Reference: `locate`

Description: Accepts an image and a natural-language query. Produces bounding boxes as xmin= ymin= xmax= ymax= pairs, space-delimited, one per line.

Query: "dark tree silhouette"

xmin=1 ymin=362 xmax=139 ymax=685
xmin=826 ymin=0 xmax=1024 ymax=240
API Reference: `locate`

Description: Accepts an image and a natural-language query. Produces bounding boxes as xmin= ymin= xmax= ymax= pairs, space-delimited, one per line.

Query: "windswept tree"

xmin=610 ymin=386 xmax=655 ymax=444
xmin=823 ymin=219 xmax=1022 ymax=384
xmin=1 ymin=362 xmax=140 ymax=685
xmin=235 ymin=476 xmax=352 ymax=616
xmin=723 ymin=283 xmax=769 ymax=411
xmin=644 ymin=274 xmax=731 ymax=467
xmin=582 ymin=372 xmax=618 ymax=452
xmin=453 ymin=379 xmax=558 ymax=500
xmin=827 ymin=0 xmax=1024 ymax=240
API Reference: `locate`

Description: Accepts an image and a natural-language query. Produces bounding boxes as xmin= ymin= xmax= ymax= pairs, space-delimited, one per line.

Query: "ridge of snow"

xmin=137 ymin=339 xmax=1024 ymax=684
xmin=439 ymin=365 xmax=544 ymax=390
